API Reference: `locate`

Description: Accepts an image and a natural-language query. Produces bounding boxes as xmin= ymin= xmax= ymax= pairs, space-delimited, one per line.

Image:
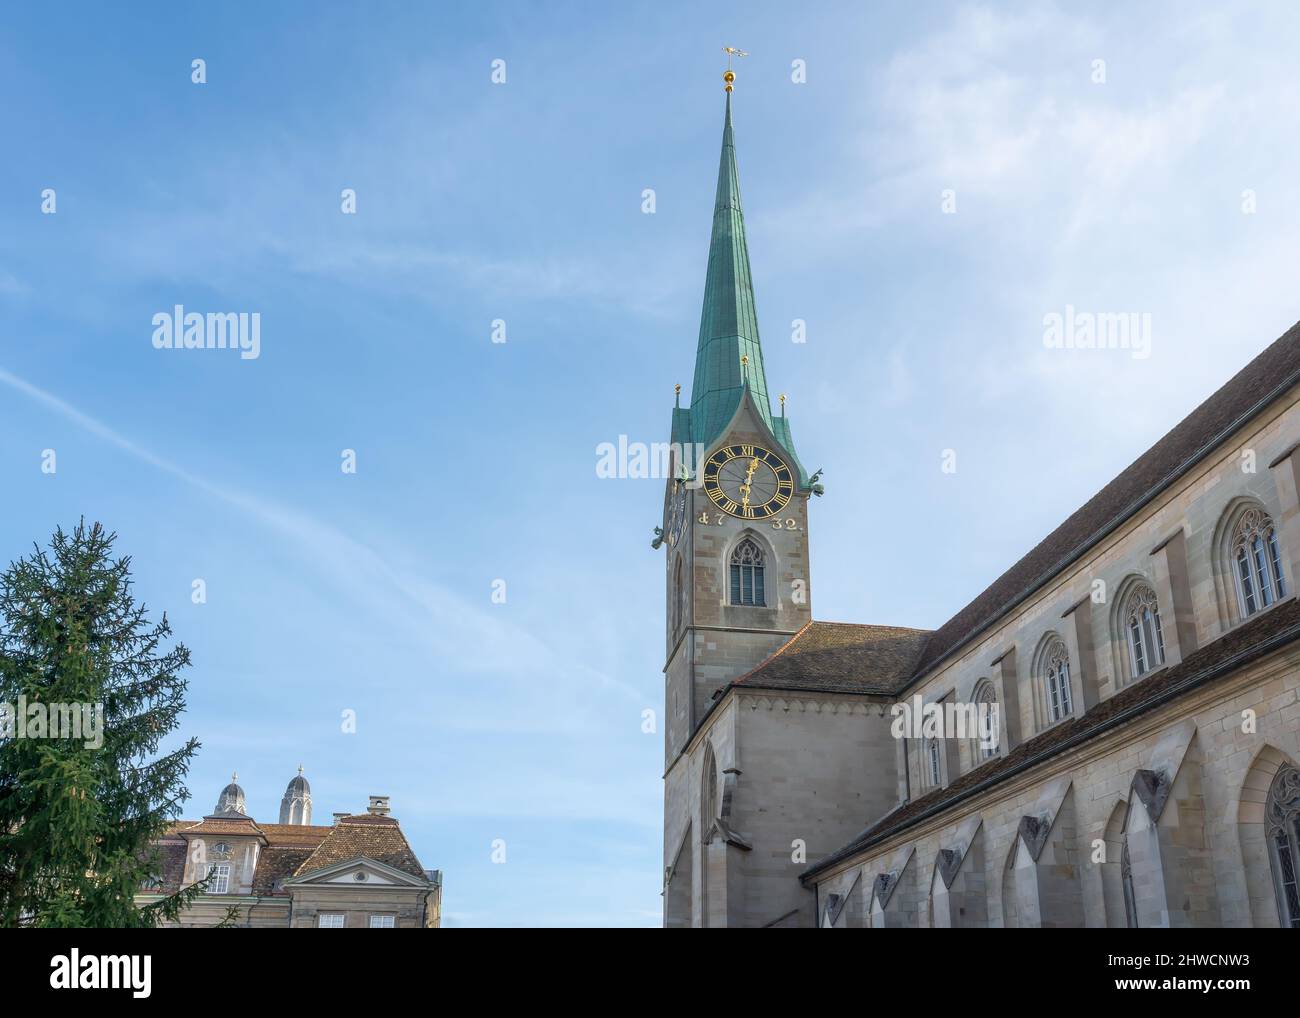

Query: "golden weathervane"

xmin=723 ymin=46 xmax=748 ymax=91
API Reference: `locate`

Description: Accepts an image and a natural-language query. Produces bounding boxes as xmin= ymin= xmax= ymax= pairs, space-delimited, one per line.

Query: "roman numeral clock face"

xmin=702 ymin=445 xmax=794 ymax=519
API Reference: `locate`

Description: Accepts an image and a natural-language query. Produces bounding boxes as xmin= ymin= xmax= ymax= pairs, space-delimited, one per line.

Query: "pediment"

xmin=284 ymin=855 xmax=428 ymax=889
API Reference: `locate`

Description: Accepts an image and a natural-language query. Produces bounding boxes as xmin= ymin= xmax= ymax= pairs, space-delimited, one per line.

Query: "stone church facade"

xmin=659 ymin=85 xmax=1300 ymax=929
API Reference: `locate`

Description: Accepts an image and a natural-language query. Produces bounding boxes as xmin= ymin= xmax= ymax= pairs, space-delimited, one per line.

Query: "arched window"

xmin=1266 ymin=763 xmax=1300 ymax=928
xmin=926 ymin=738 xmax=942 ymax=787
xmin=1124 ymin=584 xmax=1165 ymax=679
xmin=729 ymin=538 xmax=766 ymax=607
xmin=700 ymin=746 xmax=719 ymax=845
xmin=1233 ymin=508 xmax=1286 ymax=619
xmin=1041 ymin=638 xmax=1073 ymax=723
xmin=972 ymin=681 xmax=999 ymax=761
xmin=671 ymin=556 xmax=684 ymax=635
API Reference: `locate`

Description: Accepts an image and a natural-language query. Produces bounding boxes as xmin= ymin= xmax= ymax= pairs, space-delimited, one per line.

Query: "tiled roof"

xmin=253 ymin=847 xmax=319 ymax=895
xmin=180 ymin=816 xmax=266 ymax=838
xmin=149 ymin=819 xmax=335 ymax=896
xmin=802 ymin=596 xmax=1300 ymax=881
xmin=294 ymin=816 xmax=428 ymax=880
xmin=144 ymin=835 xmax=190 ymax=894
xmin=733 ymin=621 xmax=932 ymax=695
xmin=257 ymin=823 xmax=334 ymax=846
xmin=908 ymin=320 xmax=1300 ymax=680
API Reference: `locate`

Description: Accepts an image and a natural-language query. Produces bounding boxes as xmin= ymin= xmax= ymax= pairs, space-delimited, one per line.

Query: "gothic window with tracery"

xmin=1124 ymin=584 xmax=1166 ymax=679
xmin=701 ymin=747 xmax=718 ymax=839
xmin=1042 ymin=639 xmax=1073 ymax=723
xmin=927 ymin=738 xmax=942 ymax=787
xmin=1233 ymin=508 xmax=1286 ymax=619
xmin=973 ymin=681 xmax=999 ymax=761
xmin=729 ymin=538 xmax=766 ymax=607
xmin=1266 ymin=764 xmax=1300 ymax=928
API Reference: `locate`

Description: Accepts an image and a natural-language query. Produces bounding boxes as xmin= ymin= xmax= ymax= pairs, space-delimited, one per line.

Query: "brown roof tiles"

xmin=803 ymin=595 xmax=1300 ymax=881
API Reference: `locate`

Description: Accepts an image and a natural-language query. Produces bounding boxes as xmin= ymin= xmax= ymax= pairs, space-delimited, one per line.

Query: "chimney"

xmin=367 ymin=795 xmax=391 ymax=816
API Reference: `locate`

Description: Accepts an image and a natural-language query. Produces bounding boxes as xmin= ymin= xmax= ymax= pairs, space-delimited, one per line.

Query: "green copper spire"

xmin=688 ymin=92 xmax=774 ymax=449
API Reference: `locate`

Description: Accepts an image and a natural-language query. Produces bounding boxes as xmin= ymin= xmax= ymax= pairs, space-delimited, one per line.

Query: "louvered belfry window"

xmin=729 ymin=538 xmax=766 ymax=606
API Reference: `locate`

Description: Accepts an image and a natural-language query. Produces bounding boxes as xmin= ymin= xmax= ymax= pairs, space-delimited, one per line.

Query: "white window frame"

xmin=1124 ymin=585 xmax=1166 ymax=680
xmin=1232 ymin=508 xmax=1287 ymax=620
xmin=927 ymin=738 xmax=942 ymax=787
xmin=973 ymin=681 xmax=999 ymax=761
xmin=318 ymin=913 xmax=346 ymax=928
xmin=208 ymin=863 xmax=230 ymax=895
xmin=1041 ymin=639 xmax=1072 ymax=724
xmin=368 ymin=914 xmax=396 ymax=928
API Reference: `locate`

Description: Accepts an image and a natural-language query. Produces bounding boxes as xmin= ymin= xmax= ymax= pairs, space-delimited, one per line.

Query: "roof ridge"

xmin=812 ymin=619 xmax=934 ymax=634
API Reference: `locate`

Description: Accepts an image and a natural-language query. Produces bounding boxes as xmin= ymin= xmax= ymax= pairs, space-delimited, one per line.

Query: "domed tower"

xmin=278 ymin=765 xmax=312 ymax=825
xmin=214 ymin=772 xmax=247 ymax=816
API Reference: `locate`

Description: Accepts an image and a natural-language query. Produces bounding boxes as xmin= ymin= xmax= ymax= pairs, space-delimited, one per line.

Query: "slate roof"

xmin=802 ymin=595 xmax=1300 ymax=881
xmin=293 ymin=815 xmax=428 ymax=880
xmin=733 ymin=621 xmax=932 ymax=695
xmin=907 ymin=320 xmax=1300 ymax=681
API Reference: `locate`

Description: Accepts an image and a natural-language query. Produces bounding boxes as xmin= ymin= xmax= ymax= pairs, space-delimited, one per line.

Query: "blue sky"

xmin=2 ymin=2 xmax=1300 ymax=926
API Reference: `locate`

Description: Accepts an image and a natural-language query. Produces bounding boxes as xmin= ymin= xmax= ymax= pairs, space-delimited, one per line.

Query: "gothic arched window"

xmin=972 ymin=680 xmax=999 ymax=762
xmin=729 ymin=538 xmax=766 ymax=607
xmin=1233 ymin=508 xmax=1286 ymax=619
xmin=1124 ymin=584 xmax=1165 ymax=679
xmin=701 ymin=747 xmax=718 ymax=840
xmin=1041 ymin=638 xmax=1073 ymax=723
xmin=1266 ymin=763 xmax=1300 ymax=928
xmin=671 ymin=556 xmax=684 ymax=635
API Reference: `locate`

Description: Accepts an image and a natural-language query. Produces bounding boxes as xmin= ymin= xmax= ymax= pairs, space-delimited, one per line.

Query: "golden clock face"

xmin=702 ymin=444 xmax=794 ymax=519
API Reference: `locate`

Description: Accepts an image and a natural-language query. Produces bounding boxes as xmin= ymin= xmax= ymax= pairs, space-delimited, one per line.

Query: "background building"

xmin=139 ymin=771 xmax=443 ymax=928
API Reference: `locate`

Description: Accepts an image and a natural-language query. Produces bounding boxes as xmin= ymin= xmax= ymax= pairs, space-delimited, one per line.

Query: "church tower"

xmin=659 ymin=77 xmax=817 ymax=766
xmin=278 ymin=766 xmax=313 ymax=825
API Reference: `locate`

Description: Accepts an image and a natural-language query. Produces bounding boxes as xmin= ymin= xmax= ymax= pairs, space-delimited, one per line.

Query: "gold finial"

xmin=779 ymin=393 xmax=787 ymax=408
xmin=674 ymin=382 xmax=681 ymax=408
xmin=723 ymin=46 xmax=748 ymax=91
xmin=741 ymin=354 xmax=749 ymax=366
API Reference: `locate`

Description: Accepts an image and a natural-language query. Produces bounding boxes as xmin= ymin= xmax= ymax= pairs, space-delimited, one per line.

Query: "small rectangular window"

xmin=369 ymin=914 xmax=395 ymax=928
xmin=209 ymin=864 xmax=230 ymax=895
xmin=318 ymin=913 xmax=346 ymax=928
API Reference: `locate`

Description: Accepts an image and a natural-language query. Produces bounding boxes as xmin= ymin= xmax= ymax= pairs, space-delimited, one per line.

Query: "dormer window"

xmin=208 ymin=864 xmax=230 ymax=894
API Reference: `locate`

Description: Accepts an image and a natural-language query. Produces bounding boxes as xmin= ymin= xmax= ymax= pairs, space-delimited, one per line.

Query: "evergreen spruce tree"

xmin=0 ymin=520 xmax=204 ymax=927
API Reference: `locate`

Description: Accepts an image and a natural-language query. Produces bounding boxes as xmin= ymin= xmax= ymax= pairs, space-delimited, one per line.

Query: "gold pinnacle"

xmin=723 ymin=46 xmax=748 ymax=91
